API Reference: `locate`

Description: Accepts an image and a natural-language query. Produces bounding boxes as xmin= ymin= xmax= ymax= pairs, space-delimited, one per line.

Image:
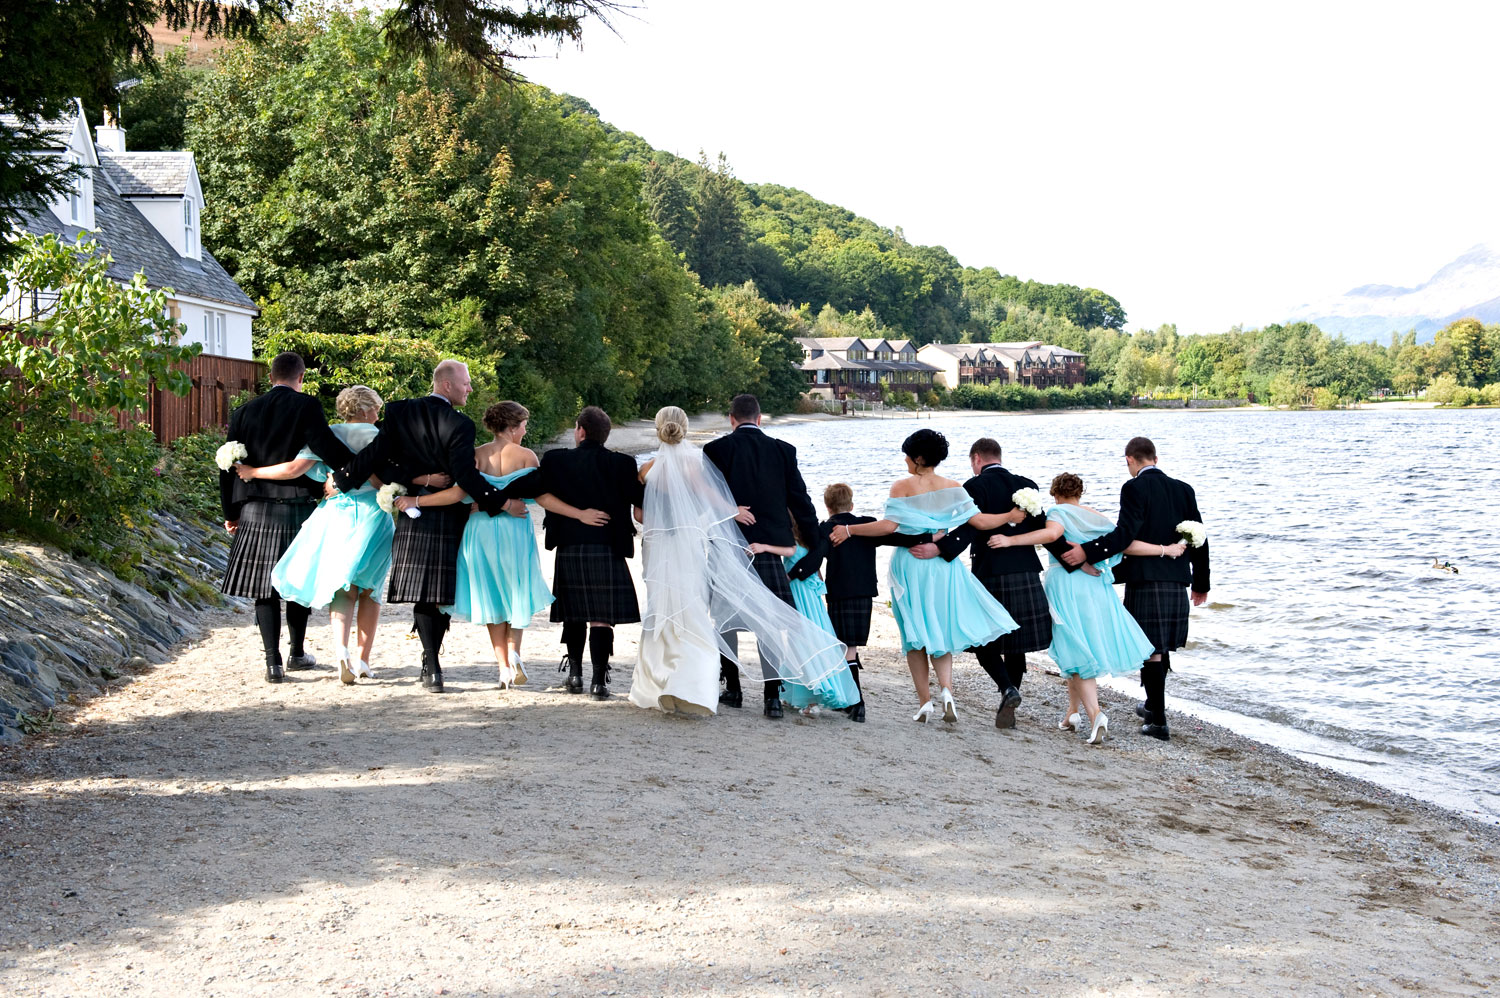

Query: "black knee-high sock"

xmin=1003 ymin=651 xmax=1027 ymax=692
xmin=1141 ymin=653 xmax=1169 ymax=722
xmin=412 ymin=602 xmax=449 ymax=666
xmin=254 ymin=597 xmax=282 ymax=665
xmin=562 ymin=621 xmax=586 ymax=672
xmin=589 ymin=626 xmax=613 ymax=681
xmin=763 ymin=679 xmax=782 ymax=701
xmin=284 ymin=598 xmax=310 ymax=658
xmin=720 ymin=655 xmax=741 ymax=695
xmin=848 ymin=654 xmax=862 ymax=693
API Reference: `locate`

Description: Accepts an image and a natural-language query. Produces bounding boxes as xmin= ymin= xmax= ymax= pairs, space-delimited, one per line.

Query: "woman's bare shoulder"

xmin=638 ymin=458 xmax=655 ymax=483
xmin=889 ymin=477 xmax=916 ymax=498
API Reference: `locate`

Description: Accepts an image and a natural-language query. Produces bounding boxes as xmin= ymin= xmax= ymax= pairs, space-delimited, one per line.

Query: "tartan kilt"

xmin=826 ymin=597 xmax=873 ymax=648
xmin=1123 ymin=581 xmax=1190 ymax=653
xmin=549 ymin=544 xmax=640 ymax=624
xmin=222 ymin=500 xmax=316 ymax=600
xmin=979 ymin=572 xmax=1052 ymax=654
xmin=385 ymin=505 xmax=466 ymax=605
xmin=751 ymin=551 xmax=796 ymax=607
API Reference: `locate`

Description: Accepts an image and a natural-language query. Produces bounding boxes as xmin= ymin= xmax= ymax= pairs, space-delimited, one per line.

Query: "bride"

xmin=630 ymin=406 xmax=849 ymax=715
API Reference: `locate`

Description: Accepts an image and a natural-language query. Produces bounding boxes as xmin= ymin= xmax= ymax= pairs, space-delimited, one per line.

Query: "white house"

xmin=1 ymin=99 xmax=257 ymax=359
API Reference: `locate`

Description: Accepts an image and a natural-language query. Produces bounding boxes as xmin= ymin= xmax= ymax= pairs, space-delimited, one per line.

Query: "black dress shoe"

xmin=285 ymin=653 xmax=317 ymax=671
xmin=427 ymin=666 xmax=444 ymax=693
xmin=265 ymin=662 xmax=284 ymax=684
xmin=1135 ymin=702 xmax=1149 ymax=719
xmin=1140 ymin=723 xmax=1170 ymax=741
xmin=566 ymin=673 xmax=585 ymax=694
xmin=719 ymin=691 xmax=743 ymax=709
xmin=420 ymin=667 xmax=434 ymax=689
xmin=763 ymin=698 xmax=784 ymax=719
xmin=995 ymin=687 xmax=1022 ymax=729
xmin=590 ymin=682 xmax=609 ymax=701
xmin=847 ymin=701 xmax=866 ymax=723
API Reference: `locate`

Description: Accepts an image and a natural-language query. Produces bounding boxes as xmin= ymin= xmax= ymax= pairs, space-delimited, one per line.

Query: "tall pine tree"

xmin=642 ymin=159 xmax=691 ymax=257
xmin=688 ymin=151 xmax=747 ymax=287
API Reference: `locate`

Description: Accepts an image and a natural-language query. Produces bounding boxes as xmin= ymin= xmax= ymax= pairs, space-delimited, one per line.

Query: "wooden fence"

xmin=143 ymin=353 xmax=264 ymax=445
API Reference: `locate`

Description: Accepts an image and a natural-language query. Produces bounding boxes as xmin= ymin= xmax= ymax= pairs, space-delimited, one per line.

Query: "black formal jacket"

xmin=220 ymin=384 xmax=354 ymax=520
xmin=935 ymin=464 xmax=1069 ymax=578
xmin=517 ymin=440 xmax=644 ymax=558
xmin=1078 ymin=466 xmax=1211 ymax=592
xmin=332 ymin=395 xmax=504 ymax=515
xmin=702 ymin=425 xmax=818 ymax=549
xmin=787 ymin=512 xmax=927 ymax=600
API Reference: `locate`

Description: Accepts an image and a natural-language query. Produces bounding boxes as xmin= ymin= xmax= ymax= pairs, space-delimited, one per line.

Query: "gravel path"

xmin=2 ymin=585 xmax=1498 ymax=996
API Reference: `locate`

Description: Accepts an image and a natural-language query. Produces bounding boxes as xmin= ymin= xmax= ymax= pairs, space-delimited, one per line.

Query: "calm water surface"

xmin=767 ymin=408 xmax=1500 ymax=823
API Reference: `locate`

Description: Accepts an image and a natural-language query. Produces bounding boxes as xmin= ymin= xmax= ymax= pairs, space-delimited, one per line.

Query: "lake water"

xmin=765 ymin=408 xmax=1500 ymax=824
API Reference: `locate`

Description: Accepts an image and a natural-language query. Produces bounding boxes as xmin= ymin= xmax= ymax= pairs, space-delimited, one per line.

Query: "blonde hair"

xmin=824 ymin=483 xmax=854 ymax=513
xmin=655 ymin=406 xmax=688 ymax=445
xmin=336 ymin=385 xmax=383 ymax=421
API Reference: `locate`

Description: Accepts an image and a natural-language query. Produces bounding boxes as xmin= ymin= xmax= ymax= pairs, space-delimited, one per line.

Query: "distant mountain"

xmin=1284 ymin=243 xmax=1500 ymax=342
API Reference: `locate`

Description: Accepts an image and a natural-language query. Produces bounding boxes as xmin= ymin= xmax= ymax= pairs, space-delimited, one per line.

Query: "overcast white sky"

xmin=515 ymin=0 xmax=1500 ymax=333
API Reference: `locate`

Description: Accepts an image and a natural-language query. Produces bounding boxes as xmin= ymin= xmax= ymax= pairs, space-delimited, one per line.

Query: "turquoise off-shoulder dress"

xmin=779 ymin=544 xmax=860 ymax=710
xmin=886 ymin=488 xmax=1017 ymax=657
xmin=443 ymin=467 xmax=555 ymax=627
xmin=271 ymin=422 xmax=393 ymax=608
xmin=1042 ymin=504 xmax=1155 ymax=679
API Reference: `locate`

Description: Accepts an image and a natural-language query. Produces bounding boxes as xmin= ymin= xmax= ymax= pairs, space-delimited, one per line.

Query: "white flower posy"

xmin=215 ymin=440 xmax=247 ymax=471
xmin=376 ymin=482 xmax=408 ymax=514
xmin=1177 ymin=520 xmax=1208 ymax=548
xmin=1011 ymin=487 xmax=1045 ymax=517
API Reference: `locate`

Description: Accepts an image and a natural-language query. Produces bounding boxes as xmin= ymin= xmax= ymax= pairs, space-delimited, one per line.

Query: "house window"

xmin=216 ymin=312 xmax=226 ymax=354
xmin=184 ymin=198 xmax=197 ymax=255
xmin=68 ymin=155 xmax=81 ymax=222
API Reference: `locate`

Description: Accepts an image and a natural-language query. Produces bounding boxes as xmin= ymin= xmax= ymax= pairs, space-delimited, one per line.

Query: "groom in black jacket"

xmin=333 ymin=360 xmax=511 ymax=692
xmin=1063 ymin=436 xmax=1211 ymax=740
xmin=221 ymin=351 xmax=356 ymax=683
xmin=703 ymin=394 xmax=819 ymax=720
xmin=933 ymin=438 xmax=1066 ymax=728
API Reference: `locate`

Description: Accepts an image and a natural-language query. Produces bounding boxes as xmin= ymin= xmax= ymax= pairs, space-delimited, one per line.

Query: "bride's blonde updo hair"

xmin=655 ymin=406 xmax=689 ymax=445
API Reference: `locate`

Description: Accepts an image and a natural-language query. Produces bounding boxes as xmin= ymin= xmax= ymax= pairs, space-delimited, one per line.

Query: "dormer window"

xmin=68 ymin=155 xmax=81 ymax=222
xmin=183 ymin=198 xmax=197 ymax=256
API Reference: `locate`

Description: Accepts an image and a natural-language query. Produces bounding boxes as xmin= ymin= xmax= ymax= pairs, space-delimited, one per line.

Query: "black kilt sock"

xmin=763 ymin=679 xmax=782 ymax=701
xmin=562 ymin=621 xmax=586 ymax=673
xmin=720 ymin=655 xmax=741 ymax=696
xmin=413 ymin=602 xmax=449 ymax=666
xmin=284 ymin=598 xmax=311 ymax=659
xmin=974 ymin=640 xmax=1008 ymax=692
xmin=1003 ymin=652 xmax=1027 ymax=691
xmin=589 ymin=625 xmax=613 ymax=682
xmin=254 ymin=597 xmax=282 ymax=665
xmin=848 ymin=657 xmax=862 ymax=693
xmin=1141 ymin=652 xmax=1169 ymax=723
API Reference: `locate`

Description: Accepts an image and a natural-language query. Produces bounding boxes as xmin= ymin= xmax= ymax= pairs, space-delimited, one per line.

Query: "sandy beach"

xmin=2 ymin=566 xmax=1497 ymax=996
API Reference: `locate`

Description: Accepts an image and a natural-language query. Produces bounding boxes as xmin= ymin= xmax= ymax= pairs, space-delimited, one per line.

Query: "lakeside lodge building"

xmin=917 ymin=341 xmax=1086 ymax=390
xmin=797 ymin=337 xmax=942 ymax=401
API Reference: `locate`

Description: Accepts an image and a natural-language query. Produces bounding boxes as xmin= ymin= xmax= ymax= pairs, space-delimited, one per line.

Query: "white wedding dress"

xmin=629 ymin=439 xmax=847 ymax=715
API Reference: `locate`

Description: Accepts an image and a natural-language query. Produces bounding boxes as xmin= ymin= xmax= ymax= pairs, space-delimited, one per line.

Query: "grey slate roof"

xmin=99 ymin=152 xmax=193 ymax=196
xmin=16 ymin=166 xmax=256 ymax=311
xmin=1 ymin=107 xmax=79 ymax=150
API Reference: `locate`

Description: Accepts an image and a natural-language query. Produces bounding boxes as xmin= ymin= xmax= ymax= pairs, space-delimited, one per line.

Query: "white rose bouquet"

xmin=1176 ymin=520 xmax=1208 ymax=548
xmin=1011 ymin=488 xmax=1045 ymax=517
xmin=376 ymin=482 xmax=408 ymax=515
xmin=215 ymin=440 xmax=247 ymax=471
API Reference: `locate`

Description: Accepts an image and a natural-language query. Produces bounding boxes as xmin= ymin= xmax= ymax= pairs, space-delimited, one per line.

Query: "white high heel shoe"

xmin=1087 ymin=711 xmax=1109 ymax=745
xmin=337 ymin=647 xmax=356 ymax=685
xmin=355 ymin=659 xmax=375 ymax=679
xmin=913 ymin=701 xmax=935 ymax=723
xmin=511 ymin=657 xmax=528 ymax=686
xmin=940 ymin=687 xmax=957 ymax=723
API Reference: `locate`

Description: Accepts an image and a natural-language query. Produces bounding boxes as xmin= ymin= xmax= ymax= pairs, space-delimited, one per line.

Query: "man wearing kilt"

xmin=703 ymin=394 xmax=821 ymax=720
xmin=1067 ymin=436 xmax=1211 ymax=741
xmin=509 ymin=406 xmax=642 ymax=700
xmin=222 ymin=352 xmax=357 ymax=683
xmin=928 ymin=438 xmax=1066 ymax=728
xmin=332 ymin=360 xmax=512 ymax=693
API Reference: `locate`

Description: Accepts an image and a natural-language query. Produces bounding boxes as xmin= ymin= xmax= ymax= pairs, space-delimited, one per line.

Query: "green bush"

xmin=159 ymin=426 xmax=228 ymax=522
xmin=1426 ymin=373 xmax=1460 ymax=403
xmin=1481 ymin=383 xmax=1500 ymax=406
xmin=1312 ymin=387 xmax=1339 ymax=410
xmin=945 ymin=382 xmax=1127 ymax=411
xmin=922 ymin=389 xmax=943 ymax=408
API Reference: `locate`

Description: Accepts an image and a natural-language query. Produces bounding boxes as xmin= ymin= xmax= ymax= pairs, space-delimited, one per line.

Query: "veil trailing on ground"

xmin=639 ymin=439 xmax=846 ymax=688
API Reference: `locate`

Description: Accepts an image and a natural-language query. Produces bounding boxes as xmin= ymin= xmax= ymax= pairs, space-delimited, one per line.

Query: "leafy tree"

xmin=1436 ymin=317 xmax=1492 ymax=386
xmin=117 ymin=46 xmax=202 ymax=151
xmin=641 ymin=159 xmax=691 ymax=257
xmin=688 ymin=151 xmax=748 ymax=287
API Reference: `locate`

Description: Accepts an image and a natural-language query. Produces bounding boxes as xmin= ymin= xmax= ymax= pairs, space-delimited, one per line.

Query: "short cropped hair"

xmin=269 ymin=351 xmax=305 ymax=384
xmin=484 ymin=401 xmax=529 ymax=435
xmin=902 ymin=428 xmax=949 ymax=469
xmin=730 ymin=394 xmax=761 ymax=422
xmin=1050 ymin=472 xmax=1084 ymax=500
xmin=969 ymin=437 xmax=1002 ymax=460
xmin=577 ymin=405 xmax=611 ymax=444
xmin=1125 ymin=436 xmax=1157 ymax=462
xmin=824 ymin=483 xmax=854 ymax=513
xmin=335 ymin=385 xmax=383 ymax=421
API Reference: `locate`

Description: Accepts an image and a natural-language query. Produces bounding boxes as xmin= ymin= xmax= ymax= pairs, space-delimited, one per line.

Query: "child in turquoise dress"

xmin=837 ymin=429 xmax=1019 ymax=724
xmin=987 ymin=472 xmax=1186 ymax=744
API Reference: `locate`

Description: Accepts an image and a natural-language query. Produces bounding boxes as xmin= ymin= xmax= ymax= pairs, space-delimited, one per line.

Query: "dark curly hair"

xmin=902 ymin=428 xmax=949 ymax=469
xmin=1050 ymin=472 xmax=1085 ymax=500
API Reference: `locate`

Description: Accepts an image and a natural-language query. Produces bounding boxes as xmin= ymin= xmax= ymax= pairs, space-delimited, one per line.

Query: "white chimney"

xmin=96 ymin=106 xmax=126 ymax=153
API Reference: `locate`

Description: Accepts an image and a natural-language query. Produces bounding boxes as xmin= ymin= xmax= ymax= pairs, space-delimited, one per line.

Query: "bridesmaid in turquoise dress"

xmin=988 ymin=472 xmax=1186 ymax=744
xmin=253 ymin=386 xmax=431 ymax=684
xmin=837 ymin=429 xmax=1020 ymax=724
xmin=741 ymin=534 xmax=860 ymax=713
xmin=402 ymin=401 xmax=557 ymax=690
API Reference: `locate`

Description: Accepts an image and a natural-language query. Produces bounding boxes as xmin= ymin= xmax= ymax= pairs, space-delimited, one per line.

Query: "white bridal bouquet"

xmin=215 ymin=440 xmax=247 ymax=472
xmin=376 ymin=482 xmax=413 ymax=517
xmin=1011 ymin=488 xmax=1045 ymax=517
xmin=1176 ymin=520 xmax=1208 ymax=548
